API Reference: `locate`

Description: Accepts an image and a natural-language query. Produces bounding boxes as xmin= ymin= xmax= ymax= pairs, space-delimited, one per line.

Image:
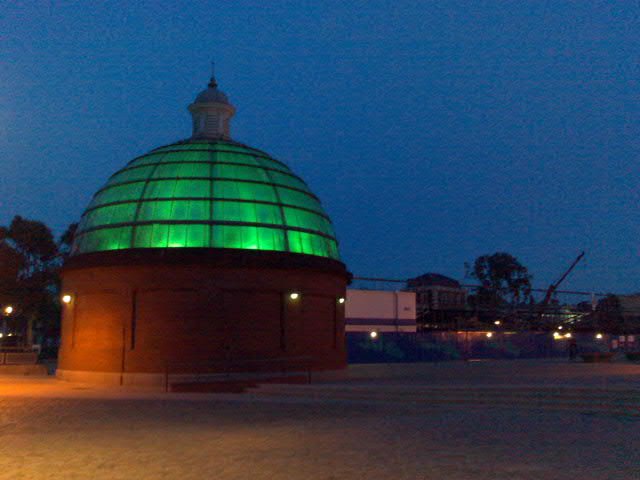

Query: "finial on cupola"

xmin=188 ymin=64 xmax=235 ymax=140
xmin=208 ymin=60 xmax=218 ymax=88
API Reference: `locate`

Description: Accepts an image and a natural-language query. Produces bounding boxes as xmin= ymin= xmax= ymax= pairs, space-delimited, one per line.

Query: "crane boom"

xmin=540 ymin=251 xmax=585 ymax=308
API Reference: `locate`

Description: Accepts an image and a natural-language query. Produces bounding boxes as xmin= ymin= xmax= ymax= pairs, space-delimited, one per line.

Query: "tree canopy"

xmin=0 ymin=216 xmax=76 ymax=348
xmin=467 ymin=252 xmax=533 ymax=307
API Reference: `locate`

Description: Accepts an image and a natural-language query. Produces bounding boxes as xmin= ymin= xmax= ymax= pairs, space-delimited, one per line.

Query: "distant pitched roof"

xmin=407 ymin=273 xmax=461 ymax=288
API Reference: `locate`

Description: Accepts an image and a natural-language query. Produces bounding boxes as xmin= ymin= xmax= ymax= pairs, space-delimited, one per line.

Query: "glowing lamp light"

xmin=494 ymin=320 xmax=501 ymax=326
xmin=62 ymin=295 xmax=72 ymax=304
xmin=553 ymin=332 xmax=561 ymax=339
xmin=558 ymin=326 xmax=563 ymax=330
xmin=370 ymin=331 xmax=378 ymax=339
xmin=595 ymin=333 xmax=603 ymax=340
xmin=486 ymin=332 xmax=493 ymax=338
xmin=3 ymin=306 xmax=13 ymax=315
xmin=564 ymin=333 xmax=572 ymax=339
xmin=338 ymin=297 xmax=345 ymax=304
xmin=289 ymin=292 xmax=300 ymax=300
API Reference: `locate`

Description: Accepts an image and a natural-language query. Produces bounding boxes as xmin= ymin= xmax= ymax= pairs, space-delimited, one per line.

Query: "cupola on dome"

xmin=193 ymin=79 xmax=231 ymax=104
xmin=71 ymin=75 xmax=340 ymax=260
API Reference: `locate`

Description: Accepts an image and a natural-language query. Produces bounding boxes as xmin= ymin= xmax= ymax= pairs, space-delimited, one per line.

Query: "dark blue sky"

xmin=1 ymin=1 xmax=638 ymax=293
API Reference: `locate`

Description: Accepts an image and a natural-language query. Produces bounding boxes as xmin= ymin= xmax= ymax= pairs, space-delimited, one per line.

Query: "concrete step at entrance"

xmin=169 ymin=375 xmax=310 ymax=393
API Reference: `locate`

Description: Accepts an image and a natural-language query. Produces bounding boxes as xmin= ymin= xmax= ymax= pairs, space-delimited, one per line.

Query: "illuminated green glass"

xmin=72 ymin=140 xmax=340 ymax=260
xmin=107 ymin=166 xmax=156 ymax=185
xmin=255 ymin=203 xmax=282 ymax=224
xmin=81 ymin=203 xmax=137 ymax=229
xmin=214 ymin=181 xmax=278 ymax=202
xmin=213 ymin=201 xmax=282 ymax=225
xmin=91 ymin=182 xmax=146 ymax=206
xmin=213 ymin=225 xmax=286 ymax=251
xmin=151 ymin=224 xmax=170 ymax=248
xmin=213 ymin=164 xmax=271 ymax=182
xmin=168 ymin=224 xmax=187 ymax=247
xmin=186 ymin=224 xmax=209 ymax=247
xmin=215 ymin=151 xmax=260 ymax=167
xmin=76 ymin=226 xmax=133 ymax=252
xmin=276 ymin=187 xmax=323 ymax=213
xmin=127 ymin=152 xmax=168 ymax=167
xmin=287 ymin=230 xmax=336 ymax=257
xmin=283 ymin=207 xmax=335 ymax=237
xmin=267 ymin=171 xmax=308 ymax=191
xmin=133 ymin=225 xmax=153 ymax=248
xmin=255 ymin=156 xmax=290 ymax=173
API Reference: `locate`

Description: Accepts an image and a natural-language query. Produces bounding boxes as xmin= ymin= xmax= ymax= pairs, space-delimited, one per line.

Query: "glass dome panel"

xmin=72 ymin=140 xmax=340 ymax=260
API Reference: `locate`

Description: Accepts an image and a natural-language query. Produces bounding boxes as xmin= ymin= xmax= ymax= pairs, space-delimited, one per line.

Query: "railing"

xmin=0 ymin=346 xmax=38 ymax=353
xmin=0 ymin=351 xmax=38 ymax=365
xmin=163 ymin=356 xmax=314 ymax=393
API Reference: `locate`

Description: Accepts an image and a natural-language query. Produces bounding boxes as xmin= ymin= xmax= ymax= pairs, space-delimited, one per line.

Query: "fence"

xmin=349 ymin=276 xmax=620 ymax=332
xmin=0 ymin=351 xmax=38 ymax=365
xmin=346 ymin=331 xmax=627 ymax=364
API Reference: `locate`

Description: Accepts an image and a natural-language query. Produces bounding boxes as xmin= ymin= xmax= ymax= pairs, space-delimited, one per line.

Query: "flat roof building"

xmin=345 ymin=289 xmax=416 ymax=333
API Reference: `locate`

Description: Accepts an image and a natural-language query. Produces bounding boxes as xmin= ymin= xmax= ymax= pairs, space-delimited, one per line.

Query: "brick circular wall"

xmin=57 ymin=250 xmax=349 ymax=386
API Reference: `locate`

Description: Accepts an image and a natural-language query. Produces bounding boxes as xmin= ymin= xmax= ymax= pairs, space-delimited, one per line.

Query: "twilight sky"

xmin=1 ymin=1 xmax=638 ymax=294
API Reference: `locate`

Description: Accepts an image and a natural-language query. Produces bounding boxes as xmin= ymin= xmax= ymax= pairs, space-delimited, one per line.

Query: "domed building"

xmin=58 ymin=75 xmax=349 ymax=386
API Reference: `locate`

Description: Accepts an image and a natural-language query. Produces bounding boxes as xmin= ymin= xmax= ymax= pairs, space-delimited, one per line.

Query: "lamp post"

xmin=2 ymin=305 xmax=13 ymax=339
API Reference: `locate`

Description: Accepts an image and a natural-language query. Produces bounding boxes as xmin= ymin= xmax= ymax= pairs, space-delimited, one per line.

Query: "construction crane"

xmin=539 ymin=251 xmax=585 ymax=315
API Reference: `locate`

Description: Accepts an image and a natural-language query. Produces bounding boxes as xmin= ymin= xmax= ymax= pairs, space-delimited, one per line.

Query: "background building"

xmin=345 ymin=289 xmax=416 ymax=333
xmin=406 ymin=273 xmax=468 ymax=330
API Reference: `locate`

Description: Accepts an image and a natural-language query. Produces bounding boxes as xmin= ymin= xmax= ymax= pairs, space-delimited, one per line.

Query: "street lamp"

xmin=1 ymin=305 xmax=13 ymax=339
xmin=62 ymin=294 xmax=72 ymax=304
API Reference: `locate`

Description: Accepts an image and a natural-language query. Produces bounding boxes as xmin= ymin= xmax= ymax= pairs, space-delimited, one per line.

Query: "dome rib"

xmin=127 ymin=145 xmax=293 ymax=171
xmin=114 ymin=160 xmax=305 ymax=187
xmin=72 ymin=141 xmax=340 ymax=260
xmin=259 ymin=154 xmax=290 ymax=252
xmin=81 ymin=196 xmax=332 ymax=221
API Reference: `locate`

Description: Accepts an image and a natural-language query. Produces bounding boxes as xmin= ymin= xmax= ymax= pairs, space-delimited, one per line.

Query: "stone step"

xmin=169 ymin=374 xmax=310 ymax=393
xmin=171 ymin=381 xmax=258 ymax=393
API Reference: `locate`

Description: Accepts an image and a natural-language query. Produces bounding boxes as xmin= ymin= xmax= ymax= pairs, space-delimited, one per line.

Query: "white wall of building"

xmin=345 ymin=289 xmax=416 ymax=333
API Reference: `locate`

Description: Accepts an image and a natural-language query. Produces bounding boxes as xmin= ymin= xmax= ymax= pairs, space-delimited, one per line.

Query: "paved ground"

xmin=340 ymin=357 xmax=640 ymax=387
xmin=0 ymin=360 xmax=637 ymax=479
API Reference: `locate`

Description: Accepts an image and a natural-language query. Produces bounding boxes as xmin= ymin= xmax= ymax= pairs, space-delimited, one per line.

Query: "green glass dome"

xmin=72 ymin=140 xmax=340 ymax=260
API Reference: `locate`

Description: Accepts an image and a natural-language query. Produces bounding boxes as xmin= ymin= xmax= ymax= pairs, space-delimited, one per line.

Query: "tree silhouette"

xmin=466 ymin=252 xmax=532 ymax=323
xmin=0 ymin=216 xmax=75 ymax=348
